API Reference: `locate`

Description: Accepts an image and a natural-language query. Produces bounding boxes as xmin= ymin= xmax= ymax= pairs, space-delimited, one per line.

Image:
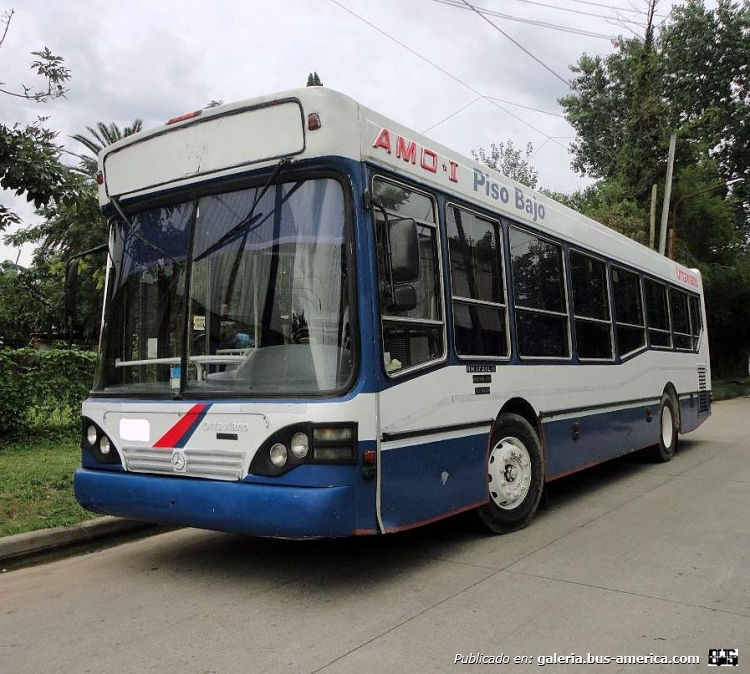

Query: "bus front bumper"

xmin=74 ymin=468 xmax=357 ymax=539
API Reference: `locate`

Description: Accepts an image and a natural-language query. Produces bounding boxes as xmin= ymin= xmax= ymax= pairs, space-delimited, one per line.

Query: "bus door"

xmin=376 ymin=373 xmax=490 ymax=533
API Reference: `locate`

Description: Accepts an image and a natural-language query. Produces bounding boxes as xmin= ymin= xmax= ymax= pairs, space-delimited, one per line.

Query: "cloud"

xmin=2 ymin=0 xmax=689 ymax=263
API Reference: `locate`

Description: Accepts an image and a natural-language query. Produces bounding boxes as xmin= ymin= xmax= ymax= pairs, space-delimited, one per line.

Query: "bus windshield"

xmin=96 ymin=177 xmax=353 ymax=396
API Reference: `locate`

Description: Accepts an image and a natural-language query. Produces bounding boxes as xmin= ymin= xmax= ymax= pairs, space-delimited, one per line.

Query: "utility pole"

xmin=658 ymin=133 xmax=676 ymax=255
xmin=649 ymin=184 xmax=657 ymax=250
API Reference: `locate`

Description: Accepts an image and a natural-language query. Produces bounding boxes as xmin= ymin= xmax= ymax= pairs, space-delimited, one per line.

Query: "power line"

xmin=459 ymin=0 xmax=571 ymax=86
xmin=327 ymin=0 xmax=569 ymax=149
xmin=484 ymin=97 xmax=566 ymax=118
xmin=561 ymin=0 xmax=655 ymax=14
xmin=495 ymin=0 xmax=632 ymax=21
xmin=429 ymin=0 xmax=618 ymax=39
xmin=422 ymin=95 xmax=566 ymax=135
xmin=421 ymin=97 xmax=483 ymax=133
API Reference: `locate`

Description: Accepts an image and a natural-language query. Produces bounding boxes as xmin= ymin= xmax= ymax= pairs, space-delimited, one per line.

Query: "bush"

xmin=0 ymin=348 xmax=97 ymax=439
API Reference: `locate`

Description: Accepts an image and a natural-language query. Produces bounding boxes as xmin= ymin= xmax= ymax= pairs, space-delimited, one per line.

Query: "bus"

xmin=73 ymin=87 xmax=711 ymax=538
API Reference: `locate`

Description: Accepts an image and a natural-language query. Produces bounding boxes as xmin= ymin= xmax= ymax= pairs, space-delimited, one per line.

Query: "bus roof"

xmin=98 ymin=86 xmax=702 ymax=292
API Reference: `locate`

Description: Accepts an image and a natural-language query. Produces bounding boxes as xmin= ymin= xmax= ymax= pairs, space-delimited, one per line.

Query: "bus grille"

xmin=697 ymin=364 xmax=709 ymax=414
xmin=122 ymin=446 xmax=246 ymax=481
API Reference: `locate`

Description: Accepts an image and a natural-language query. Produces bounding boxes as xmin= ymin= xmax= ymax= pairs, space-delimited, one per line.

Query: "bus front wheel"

xmin=476 ymin=413 xmax=544 ymax=534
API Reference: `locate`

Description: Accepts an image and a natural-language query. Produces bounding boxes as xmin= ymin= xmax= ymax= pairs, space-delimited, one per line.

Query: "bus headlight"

xmin=290 ymin=432 xmax=309 ymax=459
xmin=269 ymin=443 xmax=288 ymax=467
xmin=80 ymin=417 xmax=122 ymax=466
xmin=248 ymin=422 xmax=358 ymax=477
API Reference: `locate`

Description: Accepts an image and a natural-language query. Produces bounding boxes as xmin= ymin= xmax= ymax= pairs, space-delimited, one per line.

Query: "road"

xmin=1 ymin=399 xmax=748 ymax=673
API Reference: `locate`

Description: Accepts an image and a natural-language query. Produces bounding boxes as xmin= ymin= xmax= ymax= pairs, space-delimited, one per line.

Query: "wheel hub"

xmin=488 ymin=437 xmax=532 ymax=510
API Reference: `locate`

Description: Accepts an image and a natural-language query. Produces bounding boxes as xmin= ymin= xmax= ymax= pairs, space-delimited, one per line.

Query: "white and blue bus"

xmin=74 ymin=87 xmax=711 ymax=537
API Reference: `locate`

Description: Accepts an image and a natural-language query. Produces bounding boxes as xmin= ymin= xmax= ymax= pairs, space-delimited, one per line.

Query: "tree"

xmin=560 ymin=0 xmax=749 ymax=233
xmin=0 ymin=9 xmax=72 ymax=231
xmin=306 ymin=72 xmax=323 ymax=86
xmin=5 ymin=120 xmax=144 ymax=344
xmin=70 ymin=120 xmax=143 ymax=176
xmin=0 ymin=259 xmax=64 ymax=345
xmin=559 ymin=0 xmax=750 ymax=376
xmin=659 ymin=0 xmax=750 ymax=233
xmin=472 ymin=140 xmax=539 ymax=189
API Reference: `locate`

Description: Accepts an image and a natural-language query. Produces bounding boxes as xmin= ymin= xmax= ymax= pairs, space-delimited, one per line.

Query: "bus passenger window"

xmin=509 ymin=226 xmax=569 ymax=359
xmin=611 ymin=266 xmax=645 ymax=357
xmin=447 ymin=205 xmax=508 ymax=358
xmin=669 ymin=288 xmax=692 ymax=350
xmin=570 ymin=250 xmax=612 ymax=360
xmin=644 ymin=278 xmax=671 ymax=348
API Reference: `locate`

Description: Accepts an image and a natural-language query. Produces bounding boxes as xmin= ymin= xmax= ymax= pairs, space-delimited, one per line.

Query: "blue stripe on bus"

xmin=543 ymin=403 xmax=660 ymax=480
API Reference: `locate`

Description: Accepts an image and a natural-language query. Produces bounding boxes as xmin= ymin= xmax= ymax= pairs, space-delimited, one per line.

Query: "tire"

xmin=476 ymin=413 xmax=545 ymax=534
xmin=649 ymin=393 xmax=679 ymax=463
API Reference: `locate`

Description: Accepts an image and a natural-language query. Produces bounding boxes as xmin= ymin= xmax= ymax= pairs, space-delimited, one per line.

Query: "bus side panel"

xmin=379 ymin=432 xmax=489 ymax=532
xmin=679 ymin=393 xmax=711 ymax=434
xmin=543 ymin=403 xmax=660 ymax=480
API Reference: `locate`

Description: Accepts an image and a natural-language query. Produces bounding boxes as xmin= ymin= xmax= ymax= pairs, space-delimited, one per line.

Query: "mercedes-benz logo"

xmin=171 ymin=450 xmax=187 ymax=472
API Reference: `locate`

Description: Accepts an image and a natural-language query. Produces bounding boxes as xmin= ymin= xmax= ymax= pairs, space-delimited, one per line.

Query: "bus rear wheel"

xmin=649 ymin=392 xmax=678 ymax=462
xmin=476 ymin=413 xmax=544 ymax=534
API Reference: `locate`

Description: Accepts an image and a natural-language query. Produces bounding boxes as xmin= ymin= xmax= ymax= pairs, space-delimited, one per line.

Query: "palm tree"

xmin=70 ymin=119 xmax=143 ymax=175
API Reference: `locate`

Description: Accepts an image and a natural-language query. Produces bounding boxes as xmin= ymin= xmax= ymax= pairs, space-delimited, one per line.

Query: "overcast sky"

xmin=1 ymin=0 xmax=708 ymax=264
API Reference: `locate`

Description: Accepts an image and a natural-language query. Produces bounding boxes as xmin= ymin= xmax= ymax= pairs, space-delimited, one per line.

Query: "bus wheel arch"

xmin=650 ymin=386 xmax=679 ymax=463
xmin=663 ymin=383 xmax=681 ymax=433
xmin=476 ymin=405 xmax=545 ymax=534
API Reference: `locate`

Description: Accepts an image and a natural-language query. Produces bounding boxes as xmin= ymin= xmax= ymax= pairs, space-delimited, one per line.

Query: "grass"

xmin=0 ymin=431 xmax=96 ymax=537
xmin=712 ymin=376 xmax=750 ymax=401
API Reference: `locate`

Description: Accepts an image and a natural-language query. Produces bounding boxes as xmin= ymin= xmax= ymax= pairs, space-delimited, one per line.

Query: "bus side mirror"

xmin=389 ymin=218 xmax=419 ymax=283
xmin=64 ymin=259 xmax=79 ymax=317
xmin=388 ymin=284 xmax=417 ymax=312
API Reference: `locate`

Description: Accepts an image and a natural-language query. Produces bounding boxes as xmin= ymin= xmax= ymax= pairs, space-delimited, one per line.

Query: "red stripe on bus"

xmin=154 ymin=404 xmax=209 ymax=448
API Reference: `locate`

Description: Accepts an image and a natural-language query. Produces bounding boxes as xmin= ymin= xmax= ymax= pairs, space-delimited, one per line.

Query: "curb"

xmin=0 ymin=517 xmax=155 ymax=564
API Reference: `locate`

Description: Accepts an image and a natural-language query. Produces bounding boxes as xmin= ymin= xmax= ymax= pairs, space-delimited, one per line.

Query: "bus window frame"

xmin=445 ymin=200 xmax=511 ymax=362
xmin=568 ymin=247 xmax=615 ymax=363
xmin=643 ymin=276 xmax=673 ymax=351
xmin=507 ymin=222 xmax=572 ymax=362
xmin=370 ymin=173 xmax=448 ymax=379
xmin=668 ymin=286 xmax=694 ymax=352
xmin=610 ymin=263 xmax=647 ymax=360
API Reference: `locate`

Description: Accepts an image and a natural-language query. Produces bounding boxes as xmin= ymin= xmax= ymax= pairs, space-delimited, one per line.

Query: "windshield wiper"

xmin=193 ymin=157 xmax=290 ymax=263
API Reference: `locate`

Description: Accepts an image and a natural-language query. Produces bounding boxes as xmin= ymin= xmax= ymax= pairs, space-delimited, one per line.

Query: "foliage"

xmin=3 ymin=119 xmax=143 ymax=345
xmin=0 ymin=120 xmax=72 ymax=231
xmin=0 ymin=259 xmax=64 ymax=344
xmin=0 ymin=348 xmax=98 ymax=439
xmin=561 ymin=180 xmax=649 ymax=244
xmin=559 ymin=0 xmax=750 ymax=376
xmin=472 ymin=140 xmax=539 ymax=189
xmin=306 ymin=72 xmax=323 ymax=86
xmin=699 ymin=258 xmax=750 ymax=378
xmin=70 ymin=119 xmax=143 ymax=177
xmin=712 ymin=376 xmax=750 ymax=401
xmin=0 ymin=9 xmax=71 ymax=230
xmin=659 ymin=0 xmax=750 ymax=231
